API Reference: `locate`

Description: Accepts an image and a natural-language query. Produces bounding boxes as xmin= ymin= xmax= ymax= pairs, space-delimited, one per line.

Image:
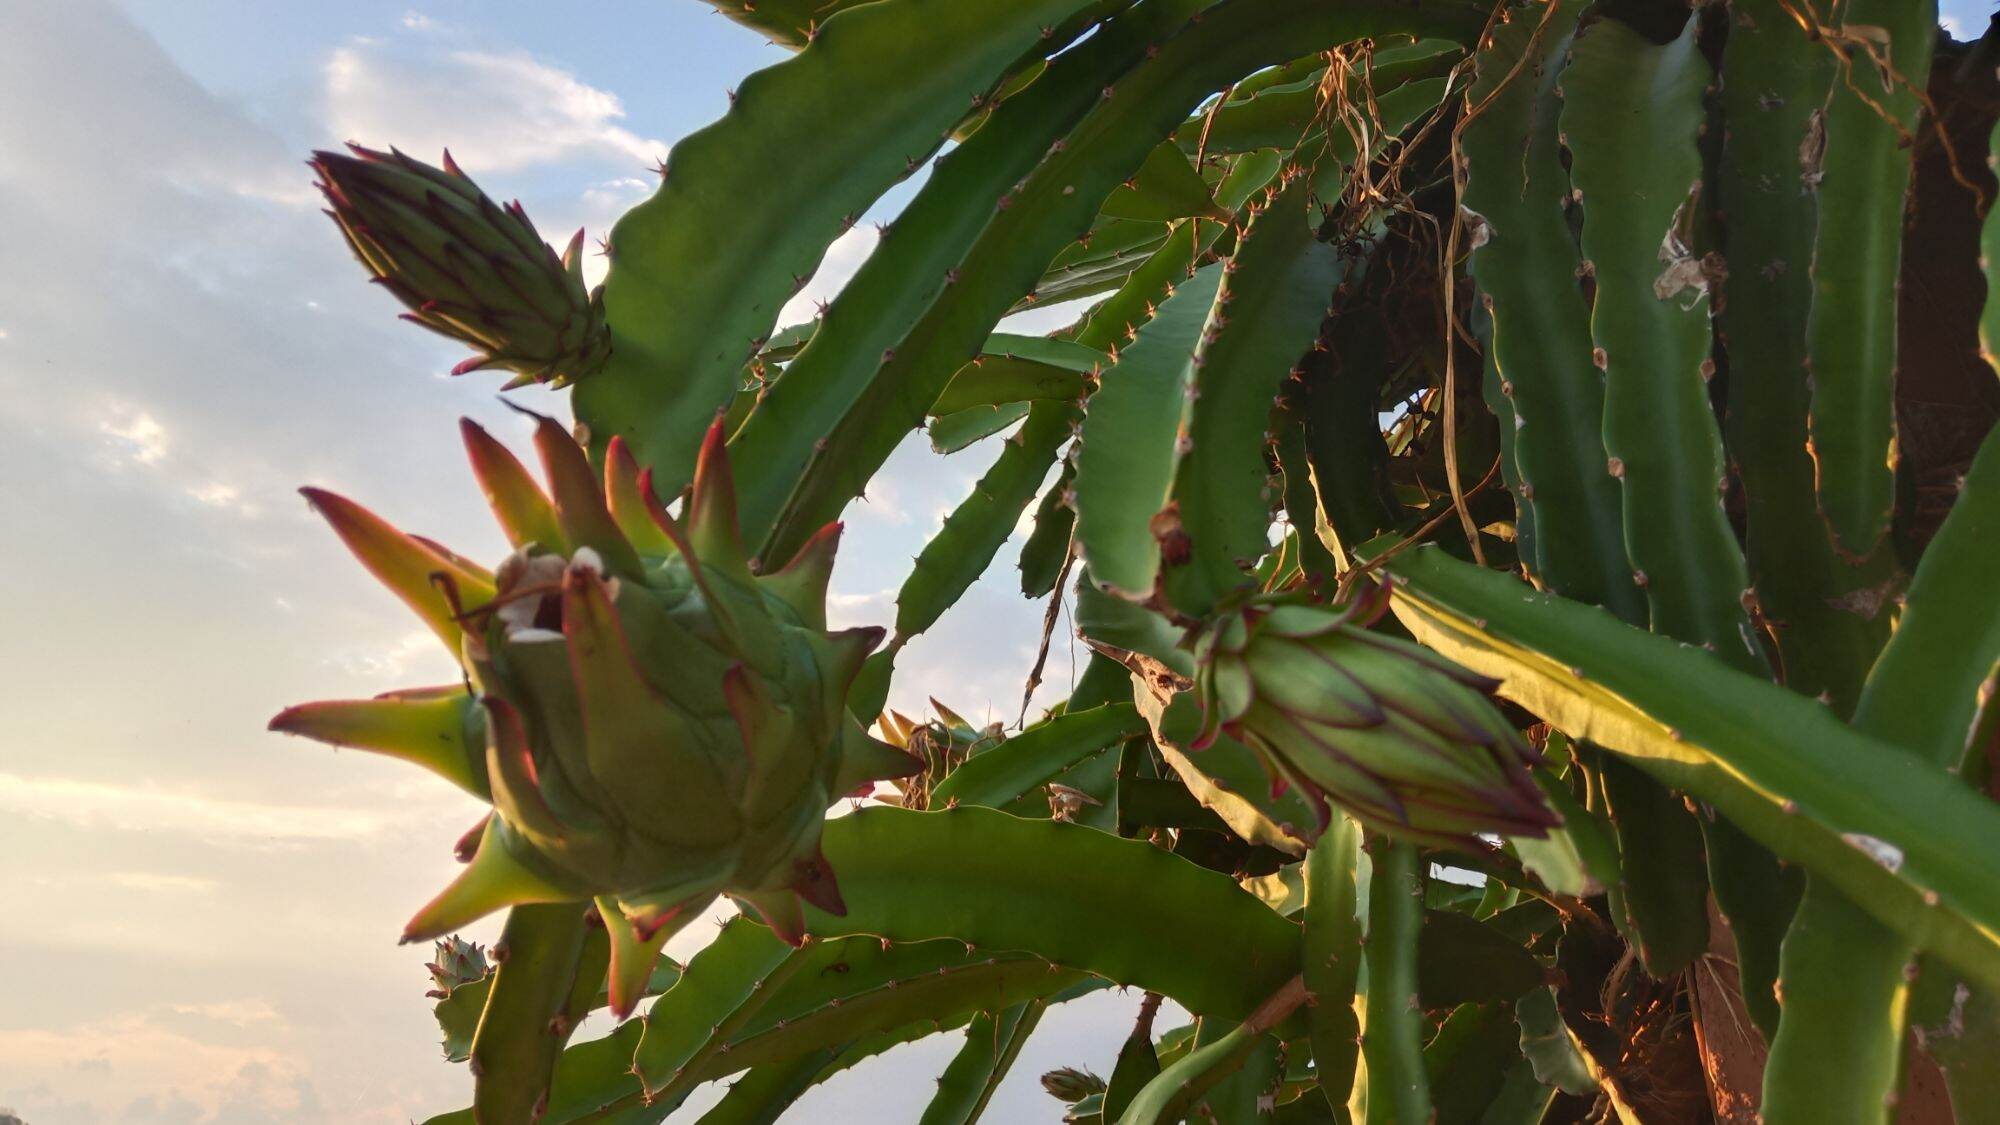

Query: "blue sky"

xmin=0 ymin=2 xmax=1991 ymax=1122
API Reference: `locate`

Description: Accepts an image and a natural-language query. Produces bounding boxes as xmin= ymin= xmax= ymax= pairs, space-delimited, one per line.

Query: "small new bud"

xmin=1040 ymin=1066 xmax=1106 ymax=1103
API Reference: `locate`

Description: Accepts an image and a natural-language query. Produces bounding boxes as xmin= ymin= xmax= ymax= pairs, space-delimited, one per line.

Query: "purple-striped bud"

xmin=310 ymin=144 xmax=610 ymax=388
xmin=1191 ymin=583 xmax=1559 ymax=849
xmin=1040 ymin=1066 xmax=1106 ymax=1103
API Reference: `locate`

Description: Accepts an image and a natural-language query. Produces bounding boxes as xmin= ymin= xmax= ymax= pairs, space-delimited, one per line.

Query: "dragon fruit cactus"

xmin=310 ymin=144 xmax=609 ymax=389
xmin=271 ymin=412 xmax=919 ymax=1016
xmin=1189 ymin=581 xmax=1559 ymax=850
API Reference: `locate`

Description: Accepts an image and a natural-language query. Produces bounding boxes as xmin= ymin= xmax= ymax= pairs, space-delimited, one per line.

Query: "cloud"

xmin=0 ymin=5 xmax=308 ymax=206
xmin=321 ymin=628 xmax=458 ymax=681
xmin=777 ymin=226 xmax=880 ymax=328
xmin=0 ymin=1014 xmax=314 ymax=1125
xmin=997 ymin=294 xmax=1103 ymax=337
xmin=1014 ymin=492 xmax=1047 ymax=538
xmin=567 ymin=176 xmax=656 ymax=287
xmin=825 ymin=587 xmax=895 ymax=630
xmin=166 ymin=1001 xmax=284 ymax=1027
xmin=581 ymin=176 xmax=651 ymax=209
xmin=323 ymin=44 xmax=666 ymax=173
xmin=186 ymin=481 xmax=253 ymax=514
xmin=101 ymin=406 xmax=170 ymax=466
xmin=850 ymin=485 xmax=911 ymax=526
xmin=0 ymin=773 xmax=404 ymax=845
xmin=104 ymin=871 xmax=221 ymax=894
xmin=89 ymin=400 xmax=264 ymax=516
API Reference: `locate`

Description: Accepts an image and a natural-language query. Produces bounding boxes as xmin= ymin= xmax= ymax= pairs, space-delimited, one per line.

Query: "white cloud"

xmin=322 ymin=628 xmax=457 ymax=681
xmin=581 ymin=176 xmax=650 ymax=209
xmin=825 ymin=587 xmax=894 ymax=630
xmin=187 ymin=481 xmax=250 ymax=512
xmin=401 ymin=11 xmax=440 ymax=31
xmin=167 ymin=1000 xmax=284 ymax=1027
xmin=89 ymin=402 xmax=268 ymax=517
xmin=105 ymin=871 xmax=221 ymax=894
xmin=0 ymin=5 xmax=307 ymax=207
xmin=570 ymin=177 xmax=656 ymax=287
xmin=851 ymin=477 xmax=912 ymax=525
xmin=998 ymin=294 xmax=1103 ymax=337
xmin=777 ymin=226 xmax=880 ymax=328
xmin=1013 ymin=494 xmax=1046 ymax=538
xmin=0 ymin=1015 xmax=305 ymax=1120
xmin=323 ymin=44 xmax=666 ymax=173
xmin=0 ymin=774 xmax=402 ymax=844
xmin=101 ymin=406 xmax=169 ymax=465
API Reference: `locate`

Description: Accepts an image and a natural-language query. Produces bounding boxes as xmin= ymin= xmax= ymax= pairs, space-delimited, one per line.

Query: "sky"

xmin=0 ymin=2 xmax=1991 ymax=1123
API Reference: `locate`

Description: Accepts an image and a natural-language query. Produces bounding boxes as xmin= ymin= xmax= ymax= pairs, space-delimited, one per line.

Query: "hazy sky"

xmin=1 ymin=3 xmax=1990 ymax=1122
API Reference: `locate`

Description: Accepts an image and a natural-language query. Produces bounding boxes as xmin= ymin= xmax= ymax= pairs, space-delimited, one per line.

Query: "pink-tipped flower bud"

xmin=1040 ymin=1066 xmax=1106 ymax=1104
xmin=310 ymin=144 xmax=610 ymax=388
xmin=1191 ymin=583 xmax=1559 ymax=849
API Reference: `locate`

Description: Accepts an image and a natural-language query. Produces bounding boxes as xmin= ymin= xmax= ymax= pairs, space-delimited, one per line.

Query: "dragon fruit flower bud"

xmin=1189 ymin=582 xmax=1559 ymax=850
xmin=1040 ymin=1067 xmax=1106 ymax=1103
xmin=424 ymin=936 xmax=488 ymax=999
xmin=310 ymin=144 xmax=610 ymax=388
